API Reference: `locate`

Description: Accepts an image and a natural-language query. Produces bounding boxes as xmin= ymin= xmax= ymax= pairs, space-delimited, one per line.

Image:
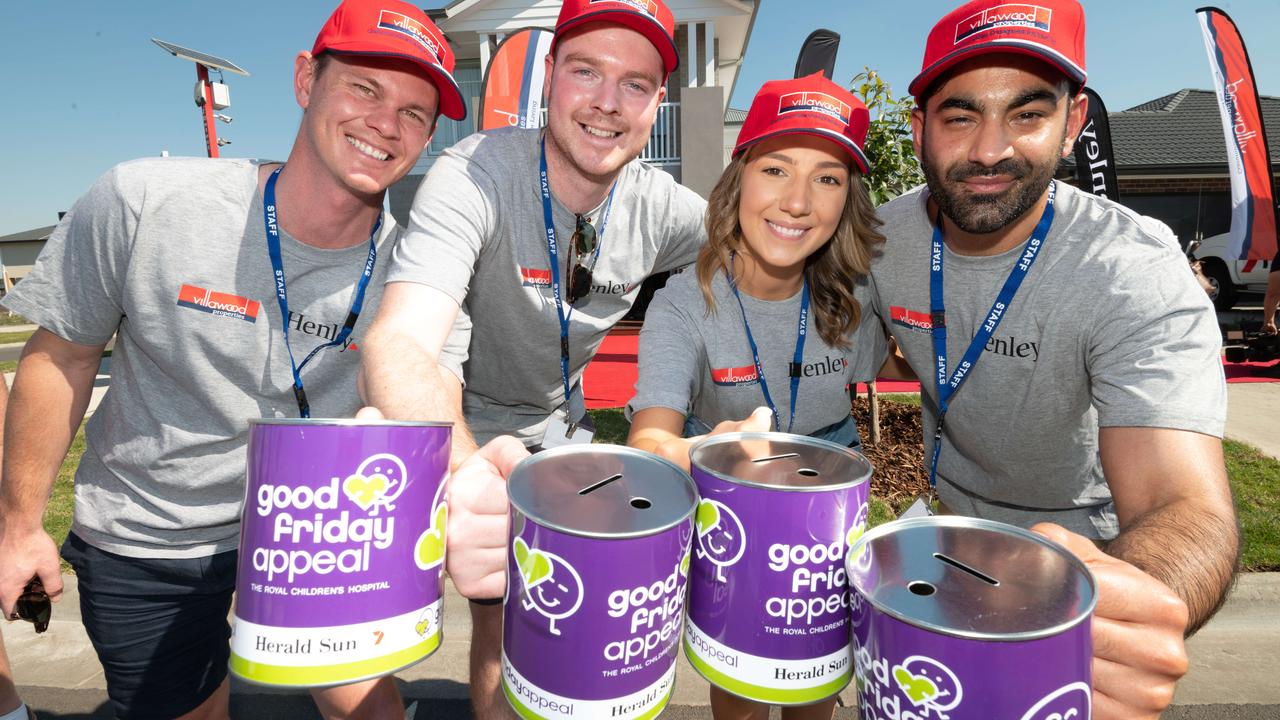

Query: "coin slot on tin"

xmin=933 ymin=553 xmax=1000 ymax=586
xmin=578 ymin=473 xmax=623 ymax=496
xmin=629 ymin=497 xmax=652 ymax=509
xmin=751 ymin=452 xmax=800 ymax=463
xmin=796 ymin=468 xmax=819 ymax=477
xmin=908 ymin=581 xmax=936 ymax=596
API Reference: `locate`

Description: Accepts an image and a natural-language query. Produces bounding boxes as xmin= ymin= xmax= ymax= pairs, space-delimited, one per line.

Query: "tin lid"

xmin=249 ymin=418 xmax=452 ymax=427
xmin=507 ymin=445 xmax=698 ymax=538
xmin=848 ymin=516 xmax=1097 ymax=641
xmin=689 ymin=432 xmax=872 ymax=492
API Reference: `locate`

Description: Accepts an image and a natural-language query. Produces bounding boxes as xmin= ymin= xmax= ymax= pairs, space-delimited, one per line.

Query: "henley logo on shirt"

xmin=288 ymin=310 xmax=360 ymax=353
xmin=176 ymin=283 xmax=260 ymax=323
xmin=710 ymin=364 xmax=760 ymax=386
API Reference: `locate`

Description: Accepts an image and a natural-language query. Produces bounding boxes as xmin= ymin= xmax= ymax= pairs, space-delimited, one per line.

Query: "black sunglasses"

xmin=12 ymin=577 xmax=51 ymax=634
xmin=567 ymin=214 xmax=598 ymax=305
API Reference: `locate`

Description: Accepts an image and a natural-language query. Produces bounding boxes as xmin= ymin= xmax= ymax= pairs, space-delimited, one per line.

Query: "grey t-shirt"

xmin=389 ymin=128 xmax=706 ymax=445
xmin=2 ymin=157 xmax=419 ymax=558
xmin=628 ymin=269 xmax=886 ymax=435
xmin=868 ymin=182 xmax=1226 ymax=539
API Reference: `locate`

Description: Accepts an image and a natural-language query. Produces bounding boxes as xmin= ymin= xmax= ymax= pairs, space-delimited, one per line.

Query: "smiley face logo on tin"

xmin=694 ymin=499 xmax=746 ymax=583
xmin=1019 ymin=682 xmax=1091 ymax=720
xmin=512 ymin=537 xmax=584 ymax=636
xmin=894 ymin=655 xmax=963 ymax=711
xmin=343 ymin=453 xmax=410 ymax=514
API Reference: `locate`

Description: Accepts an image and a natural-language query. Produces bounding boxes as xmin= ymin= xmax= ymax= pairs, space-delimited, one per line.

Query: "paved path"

xmin=6 ymin=573 xmax=1278 ymax=717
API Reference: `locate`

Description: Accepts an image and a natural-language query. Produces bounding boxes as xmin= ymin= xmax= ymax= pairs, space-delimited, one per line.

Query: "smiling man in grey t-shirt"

xmin=867 ymin=1 xmax=1238 ymax=719
xmin=0 ymin=2 xmax=466 ymax=718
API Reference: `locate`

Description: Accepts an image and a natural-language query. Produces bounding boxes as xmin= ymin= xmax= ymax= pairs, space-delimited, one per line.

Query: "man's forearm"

xmin=1105 ymin=497 xmax=1239 ymax=635
xmin=1 ymin=342 xmax=100 ymax=525
xmin=361 ymin=330 xmax=477 ymax=467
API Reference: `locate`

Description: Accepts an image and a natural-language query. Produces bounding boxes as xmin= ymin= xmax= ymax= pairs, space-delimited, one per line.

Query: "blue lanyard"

xmin=538 ymin=137 xmax=615 ymax=412
xmin=262 ymin=166 xmax=380 ymax=418
xmin=725 ymin=253 xmax=810 ymax=433
xmin=928 ymin=181 xmax=1056 ymax=488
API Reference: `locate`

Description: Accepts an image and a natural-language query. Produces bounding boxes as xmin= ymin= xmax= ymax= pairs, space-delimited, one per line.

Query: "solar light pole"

xmin=151 ymin=38 xmax=250 ymax=158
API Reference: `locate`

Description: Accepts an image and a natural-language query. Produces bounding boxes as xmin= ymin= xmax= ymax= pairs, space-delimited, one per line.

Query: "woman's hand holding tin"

xmin=1032 ymin=523 xmax=1190 ymax=720
xmin=652 ymin=407 xmax=774 ymax=472
xmin=445 ymin=436 xmax=530 ymax=600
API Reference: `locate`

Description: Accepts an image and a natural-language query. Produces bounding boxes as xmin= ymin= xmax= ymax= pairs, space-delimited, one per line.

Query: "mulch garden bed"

xmin=852 ymin=397 xmax=930 ymax=511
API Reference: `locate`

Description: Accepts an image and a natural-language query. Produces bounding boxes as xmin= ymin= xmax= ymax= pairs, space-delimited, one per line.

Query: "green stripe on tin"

xmin=229 ymin=632 xmax=440 ymax=686
xmin=501 ymin=678 xmax=673 ymax=720
xmin=683 ymin=639 xmax=850 ymax=705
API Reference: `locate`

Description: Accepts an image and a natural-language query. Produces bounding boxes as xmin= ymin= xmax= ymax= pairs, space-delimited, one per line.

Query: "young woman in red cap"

xmin=627 ymin=74 xmax=902 ymax=717
xmin=629 ymin=71 xmax=897 ymax=454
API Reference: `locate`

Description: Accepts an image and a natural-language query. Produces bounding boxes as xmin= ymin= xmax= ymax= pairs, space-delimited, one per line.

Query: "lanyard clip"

xmin=931 ymin=311 xmax=946 ymax=329
xmin=560 ymin=336 xmax=570 ymax=359
xmin=293 ymin=385 xmax=311 ymax=418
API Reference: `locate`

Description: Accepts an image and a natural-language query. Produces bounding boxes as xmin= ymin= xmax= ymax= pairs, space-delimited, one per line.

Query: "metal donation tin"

xmin=229 ymin=419 xmax=451 ymax=687
xmin=685 ymin=432 xmax=872 ymax=705
xmin=501 ymin=445 xmax=697 ymax=720
xmin=847 ymin=516 xmax=1097 ymax=720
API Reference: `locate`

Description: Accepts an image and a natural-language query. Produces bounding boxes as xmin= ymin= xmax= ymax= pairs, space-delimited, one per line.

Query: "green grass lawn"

xmin=39 ymin=407 xmax=1279 ymax=572
xmin=0 ymin=312 xmax=31 ymax=327
xmin=0 ymin=330 xmax=34 ymax=345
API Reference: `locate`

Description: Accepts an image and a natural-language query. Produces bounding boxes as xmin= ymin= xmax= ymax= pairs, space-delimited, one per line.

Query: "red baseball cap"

xmin=733 ymin=73 xmax=870 ymax=174
xmin=909 ymin=0 xmax=1087 ymax=98
xmin=552 ymin=0 xmax=679 ymax=75
xmin=312 ymin=0 xmax=467 ymax=120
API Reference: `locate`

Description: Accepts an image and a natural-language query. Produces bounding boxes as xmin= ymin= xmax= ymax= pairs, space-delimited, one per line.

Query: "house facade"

xmin=388 ymin=0 xmax=758 ymax=225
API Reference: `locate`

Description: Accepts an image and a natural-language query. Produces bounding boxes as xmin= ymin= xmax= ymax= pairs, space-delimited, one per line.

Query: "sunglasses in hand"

xmin=11 ymin=577 xmax=51 ymax=634
xmin=567 ymin=213 xmax=598 ymax=306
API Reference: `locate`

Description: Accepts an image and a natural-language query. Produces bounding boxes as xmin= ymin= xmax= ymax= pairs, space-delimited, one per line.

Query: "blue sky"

xmin=3 ymin=0 xmax=1279 ymax=235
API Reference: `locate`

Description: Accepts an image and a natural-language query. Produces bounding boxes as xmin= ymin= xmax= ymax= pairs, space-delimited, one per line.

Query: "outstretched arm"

xmin=360 ymin=281 xmax=476 ymax=467
xmin=1100 ymin=426 xmax=1238 ymax=633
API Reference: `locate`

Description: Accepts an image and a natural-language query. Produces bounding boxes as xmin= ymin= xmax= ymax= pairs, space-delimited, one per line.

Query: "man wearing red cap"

xmin=866 ymin=1 xmax=1237 ymax=718
xmin=0 ymin=1 xmax=464 ymax=717
xmin=360 ymin=0 xmax=706 ymax=715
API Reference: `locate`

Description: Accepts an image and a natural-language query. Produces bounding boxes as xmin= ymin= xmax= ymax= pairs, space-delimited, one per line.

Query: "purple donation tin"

xmin=685 ymin=433 xmax=872 ymax=705
xmin=230 ymin=419 xmax=451 ymax=687
xmin=501 ymin=445 xmax=697 ymax=720
xmin=847 ymin=516 xmax=1097 ymax=720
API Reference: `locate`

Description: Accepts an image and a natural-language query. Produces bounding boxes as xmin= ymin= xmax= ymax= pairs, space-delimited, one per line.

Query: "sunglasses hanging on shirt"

xmin=11 ymin=576 xmax=51 ymax=634
xmin=567 ymin=214 xmax=599 ymax=305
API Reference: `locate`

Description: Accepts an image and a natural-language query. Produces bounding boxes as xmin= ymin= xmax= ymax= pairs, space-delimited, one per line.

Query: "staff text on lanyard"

xmin=263 ymin=166 xmax=380 ymax=418
xmin=539 ymin=137 xmax=615 ymax=423
xmin=725 ymin=252 xmax=810 ymax=434
xmin=928 ymin=181 xmax=1056 ymax=489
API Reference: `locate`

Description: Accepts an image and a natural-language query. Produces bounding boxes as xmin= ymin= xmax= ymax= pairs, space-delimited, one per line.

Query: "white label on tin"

xmin=502 ymin=649 xmax=676 ymax=719
xmin=230 ymin=598 xmax=442 ymax=667
xmin=685 ymin=618 xmax=852 ymax=693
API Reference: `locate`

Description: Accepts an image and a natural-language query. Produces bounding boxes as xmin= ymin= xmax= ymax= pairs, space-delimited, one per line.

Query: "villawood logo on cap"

xmin=955 ymin=3 xmax=1053 ymax=43
xmin=778 ymin=91 xmax=852 ymax=126
xmin=377 ymin=9 xmax=442 ymax=63
xmin=589 ymin=0 xmax=659 ymax=19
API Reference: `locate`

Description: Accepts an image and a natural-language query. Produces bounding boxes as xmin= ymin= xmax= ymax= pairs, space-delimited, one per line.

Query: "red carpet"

xmin=1223 ymin=358 xmax=1280 ymax=383
xmin=583 ymin=331 xmax=1280 ymax=410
